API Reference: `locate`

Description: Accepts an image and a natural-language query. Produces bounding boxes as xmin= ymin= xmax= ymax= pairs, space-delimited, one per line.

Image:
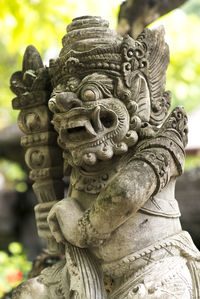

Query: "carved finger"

xmin=47 ymin=210 xmax=65 ymax=243
xmin=35 ymin=202 xmax=57 ymax=239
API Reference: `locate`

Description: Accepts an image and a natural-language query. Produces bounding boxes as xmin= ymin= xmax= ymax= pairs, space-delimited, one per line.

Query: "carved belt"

xmin=102 ymin=231 xmax=200 ymax=298
xmin=102 ymin=231 xmax=200 ymax=279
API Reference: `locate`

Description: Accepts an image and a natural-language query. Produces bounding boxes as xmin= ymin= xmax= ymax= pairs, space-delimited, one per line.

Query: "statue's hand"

xmin=47 ymin=198 xmax=86 ymax=248
xmin=35 ymin=201 xmax=57 ymax=240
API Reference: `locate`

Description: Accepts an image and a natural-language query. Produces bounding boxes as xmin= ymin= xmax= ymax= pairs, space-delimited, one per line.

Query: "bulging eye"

xmin=48 ymin=97 xmax=60 ymax=113
xmin=82 ymin=89 xmax=96 ymax=101
xmin=81 ymin=85 xmax=102 ymax=102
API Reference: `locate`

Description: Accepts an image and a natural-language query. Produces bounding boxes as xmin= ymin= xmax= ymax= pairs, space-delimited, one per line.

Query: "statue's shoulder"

xmin=120 ymin=106 xmax=188 ymax=195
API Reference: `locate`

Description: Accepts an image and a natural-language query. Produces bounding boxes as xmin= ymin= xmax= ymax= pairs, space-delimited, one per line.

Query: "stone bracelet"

xmin=78 ymin=208 xmax=111 ymax=246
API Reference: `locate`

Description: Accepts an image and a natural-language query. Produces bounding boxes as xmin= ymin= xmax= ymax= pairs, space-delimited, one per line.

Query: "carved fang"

xmin=92 ymin=106 xmax=103 ymax=132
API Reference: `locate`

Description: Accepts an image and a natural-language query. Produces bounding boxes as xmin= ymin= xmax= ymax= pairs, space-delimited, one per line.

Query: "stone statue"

xmin=10 ymin=16 xmax=200 ymax=299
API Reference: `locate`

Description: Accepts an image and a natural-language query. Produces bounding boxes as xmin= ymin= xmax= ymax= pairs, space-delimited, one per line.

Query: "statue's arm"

xmin=79 ymin=148 xmax=175 ymax=243
xmin=47 ymin=107 xmax=187 ymax=249
xmin=78 ymin=107 xmax=187 ymax=246
xmin=47 ymin=155 xmax=162 ymax=248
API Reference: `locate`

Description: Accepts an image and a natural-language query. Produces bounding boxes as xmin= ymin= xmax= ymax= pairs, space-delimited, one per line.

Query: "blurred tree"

xmin=150 ymin=8 xmax=200 ymax=112
xmin=117 ymin=0 xmax=188 ymax=38
xmin=182 ymin=0 xmax=200 ymax=17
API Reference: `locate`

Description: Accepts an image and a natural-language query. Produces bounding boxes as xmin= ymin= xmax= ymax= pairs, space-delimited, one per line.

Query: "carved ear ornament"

xmin=121 ymin=34 xmax=148 ymax=88
xmin=157 ymin=106 xmax=188 ymax=148
xmin=137 ymin=27 xmax=171 ymax=125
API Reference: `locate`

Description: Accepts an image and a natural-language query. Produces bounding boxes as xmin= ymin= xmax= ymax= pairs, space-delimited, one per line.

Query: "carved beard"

xmin=54 ymin=98 xmax=138 ymax=167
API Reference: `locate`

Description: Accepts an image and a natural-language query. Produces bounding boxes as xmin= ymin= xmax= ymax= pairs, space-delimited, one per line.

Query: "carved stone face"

xmin=49 ymin=73 xmax=139 ymax=167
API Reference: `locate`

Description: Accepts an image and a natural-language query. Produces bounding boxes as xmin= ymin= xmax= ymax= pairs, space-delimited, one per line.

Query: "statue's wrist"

xmin=78 ymin=209 xmax=110 ymax=247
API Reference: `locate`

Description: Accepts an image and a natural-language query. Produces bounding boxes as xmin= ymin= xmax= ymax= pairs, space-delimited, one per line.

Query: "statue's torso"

xmin=70 ymin=164 xmax=182 ymax=263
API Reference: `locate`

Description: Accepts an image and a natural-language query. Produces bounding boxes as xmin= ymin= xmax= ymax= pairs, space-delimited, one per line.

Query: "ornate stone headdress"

xmin=49 ymin=16 xmax=171 ymax=127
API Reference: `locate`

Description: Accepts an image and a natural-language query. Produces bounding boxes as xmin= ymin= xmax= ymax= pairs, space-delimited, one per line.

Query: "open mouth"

xmin=59 ymin=105 xmax=118 ymax=143
xmin=65 ymin=117 xmax=97 ymax=141
xmin=65 ymin=126 xmax=92 ymax=141
xmin=68 ymin=127 xmax=85 ymax=134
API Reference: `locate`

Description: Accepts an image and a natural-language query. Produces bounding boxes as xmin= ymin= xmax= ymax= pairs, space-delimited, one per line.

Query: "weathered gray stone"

xmin=10 ymin=16 xmax=200 ymax=299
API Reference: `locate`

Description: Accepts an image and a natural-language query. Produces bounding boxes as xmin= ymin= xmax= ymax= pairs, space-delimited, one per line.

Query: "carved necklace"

xmin=70 ymin=161 xmax=119 ymax=195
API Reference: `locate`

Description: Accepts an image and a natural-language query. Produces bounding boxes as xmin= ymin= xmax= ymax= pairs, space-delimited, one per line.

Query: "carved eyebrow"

xmin=50 ymin=90 xmax=63 ymax=100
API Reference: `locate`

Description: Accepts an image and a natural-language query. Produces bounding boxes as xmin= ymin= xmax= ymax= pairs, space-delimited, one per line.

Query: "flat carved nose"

xmin=56 ymin=92 xmax=82 ymax=112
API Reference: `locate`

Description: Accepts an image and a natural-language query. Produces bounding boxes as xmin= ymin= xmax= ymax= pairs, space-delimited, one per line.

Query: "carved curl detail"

xmin=121 ymin=35 xmax=148 ymax=88
xmin=18 ymin=106 xmax=52 ymax=134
